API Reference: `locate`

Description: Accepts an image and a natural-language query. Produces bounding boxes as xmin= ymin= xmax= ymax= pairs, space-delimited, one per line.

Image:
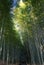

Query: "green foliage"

xmin=0 ymin=0 xmax=44 ymax=64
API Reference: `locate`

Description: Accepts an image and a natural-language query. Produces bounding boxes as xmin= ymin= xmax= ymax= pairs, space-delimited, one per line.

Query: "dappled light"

xmin=19 ymin=0 xmax=26 ymax=9
xmin=0 ymin=0 xmax=44 ymax=65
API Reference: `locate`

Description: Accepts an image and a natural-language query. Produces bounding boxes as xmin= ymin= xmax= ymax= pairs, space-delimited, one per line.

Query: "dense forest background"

xmin=0 ymin=0 xmax=44 ymax=65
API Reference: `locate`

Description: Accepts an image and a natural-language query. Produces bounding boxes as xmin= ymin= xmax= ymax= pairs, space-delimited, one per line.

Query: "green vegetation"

xmin=0 ymin=0 xmax=44 ymax=64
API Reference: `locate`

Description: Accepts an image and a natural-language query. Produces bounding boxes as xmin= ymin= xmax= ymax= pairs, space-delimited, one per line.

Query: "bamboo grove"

xmin=0 ymin=0 xmax=44 ymax=65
